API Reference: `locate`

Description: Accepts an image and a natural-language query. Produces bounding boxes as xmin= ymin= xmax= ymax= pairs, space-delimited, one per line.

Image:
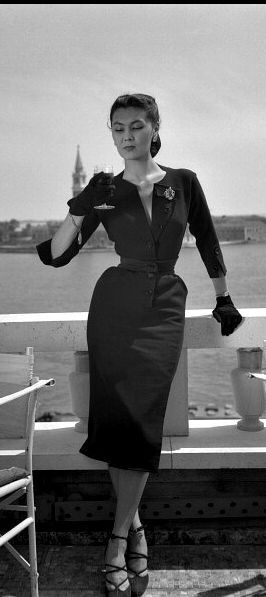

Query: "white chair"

xmin=0 ymin=346 xmax=55 ymax=597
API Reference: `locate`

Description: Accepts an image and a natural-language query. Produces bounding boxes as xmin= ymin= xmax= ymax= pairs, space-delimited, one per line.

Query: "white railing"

xmin=0 ymin=308 xmax=266 ymax=436
xmin=1 ymin=309 xmax=266 ymax=470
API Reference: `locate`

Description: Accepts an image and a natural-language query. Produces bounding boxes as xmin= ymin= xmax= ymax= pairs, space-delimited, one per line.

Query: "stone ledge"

xmin=1 ymin=308 xmax=266 ymax=351
xmin=171 ymin=419 xmax=266 ymax=468
xmin=1 ymin=420 xmax=266 ymax=470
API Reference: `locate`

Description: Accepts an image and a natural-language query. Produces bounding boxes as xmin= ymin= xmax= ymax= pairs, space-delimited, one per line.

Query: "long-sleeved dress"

xmin=36 ymin=166 xmax=226 ymax=473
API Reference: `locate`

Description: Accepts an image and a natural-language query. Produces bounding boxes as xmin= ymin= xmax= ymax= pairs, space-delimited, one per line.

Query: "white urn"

xmin=69 ymin=351 xmax=90 ymax=433
xmin=230 ymin=347 xmax=266 ymax=431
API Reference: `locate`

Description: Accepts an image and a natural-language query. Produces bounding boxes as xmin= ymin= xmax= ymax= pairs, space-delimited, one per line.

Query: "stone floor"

xmin=1 ymin=544 xmax=266 ymax=597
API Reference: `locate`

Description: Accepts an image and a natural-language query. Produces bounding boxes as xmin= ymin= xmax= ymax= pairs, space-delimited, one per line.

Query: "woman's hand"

xmin=67 ymin=172 xmax=116 ymax=215
xmin=212 ymin=295 xmax=243 ymax=336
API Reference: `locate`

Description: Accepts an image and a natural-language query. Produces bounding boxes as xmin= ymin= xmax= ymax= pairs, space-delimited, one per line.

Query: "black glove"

xmin=212 ymin=295 xmax=242 ymax=336
xmin=67 ymin=172 xmax=116 ymax=215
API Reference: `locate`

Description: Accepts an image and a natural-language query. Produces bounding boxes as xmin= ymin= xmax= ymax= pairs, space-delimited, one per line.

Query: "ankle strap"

xmin=110 ymin=532 xmax=128 ymax=542
xmin=129 ymin=524 xmax=145 ymax=535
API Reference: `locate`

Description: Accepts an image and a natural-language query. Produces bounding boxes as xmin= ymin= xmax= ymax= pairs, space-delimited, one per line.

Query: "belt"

xmin=118 ymin=257 xmax=176 ymax=274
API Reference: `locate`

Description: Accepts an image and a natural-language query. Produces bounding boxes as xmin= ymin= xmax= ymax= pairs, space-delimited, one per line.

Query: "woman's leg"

xmin=105 ymin=467 xmax=149 ymax=590
xmin=109 ymin=466 xmax=143 ymax=530
xmin=113 ymin=468 xmax=149 ymax=536
xmin=109 ymin=466 xmax=119 ymax=495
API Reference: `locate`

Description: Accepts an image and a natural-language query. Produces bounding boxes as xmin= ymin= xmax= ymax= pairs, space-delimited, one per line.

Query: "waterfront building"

xmin=72 ymin=145 xmax=86 ymax=198
xmin=183 ymin=226 xmax=196 ymax=246
xmin=72 ymin=146 xmax=114 ymax=250
xmin=214 ymin=224 xmax=245 ymax=242
xmin=244 ymin=220 xmax=266 ymax=242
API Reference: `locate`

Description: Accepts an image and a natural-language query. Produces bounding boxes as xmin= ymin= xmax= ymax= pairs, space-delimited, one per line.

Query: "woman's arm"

xmin=211 ymin=275 xmax=229 ymax=297
xmin=36 ymin=208 xmax=99 ymax=268
xmin=187 ymin=173 xmax=227 ymax=278
xmin=51 ymin=212 xmax=85 ymax=259
xmin=49 ymin=171 xmax=115 ymax=260
xmin=36 ymin=171 xmax=115 ymax=267
xmin=187 ymin=173 xmax=242 ymax=334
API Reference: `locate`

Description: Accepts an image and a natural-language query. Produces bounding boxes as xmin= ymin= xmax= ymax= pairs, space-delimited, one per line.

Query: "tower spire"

xmin=72 ymin=145 xmax=86 ymax=197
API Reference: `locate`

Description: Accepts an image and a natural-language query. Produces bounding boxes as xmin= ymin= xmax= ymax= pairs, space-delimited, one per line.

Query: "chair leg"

xmin=27 ymin=481 xmax=39 ymax=597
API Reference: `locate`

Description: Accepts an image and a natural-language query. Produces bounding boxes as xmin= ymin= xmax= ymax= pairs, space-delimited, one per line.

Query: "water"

xmin=1 ymin=243 xmax=265 ymax=419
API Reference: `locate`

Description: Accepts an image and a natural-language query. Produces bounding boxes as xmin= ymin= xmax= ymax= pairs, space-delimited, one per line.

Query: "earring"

xmin=153 ymin=133 xmax=158 ymax=142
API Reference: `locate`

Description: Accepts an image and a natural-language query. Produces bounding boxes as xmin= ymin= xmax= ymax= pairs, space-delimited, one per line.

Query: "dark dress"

xmin=36 ymin=166 xmax=226 ymax=473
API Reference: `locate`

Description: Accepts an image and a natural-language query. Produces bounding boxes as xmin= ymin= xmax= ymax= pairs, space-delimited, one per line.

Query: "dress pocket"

xmin=175 ymin=274 xmax=188 ymax=295
xmin=164 ymin=272 xmax=188 ymax=295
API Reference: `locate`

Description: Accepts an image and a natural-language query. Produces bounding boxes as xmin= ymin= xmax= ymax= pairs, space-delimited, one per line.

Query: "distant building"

xmin=31 ymin=224 xmax=50 ymax=243
xmin=72 ymin=147 xmax=114 ymax=250
xmin=183 ymin=226 xmax=196 ymax=245
xmin=215 ymin=225 xmax=245 ymax=242
xmin=244 ymin=221 xmax=266 ymax=242
xmin=72 ymin=146 xmax=87 ymax=198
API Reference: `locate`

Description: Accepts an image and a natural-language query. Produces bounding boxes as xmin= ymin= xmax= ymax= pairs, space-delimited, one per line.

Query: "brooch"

xmin=163 ymin=186 xmax=175 ymax=200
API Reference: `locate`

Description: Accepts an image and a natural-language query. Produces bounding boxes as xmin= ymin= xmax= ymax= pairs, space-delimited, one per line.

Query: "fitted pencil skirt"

xmin=79 ymin=265 xmax=188 ymax=473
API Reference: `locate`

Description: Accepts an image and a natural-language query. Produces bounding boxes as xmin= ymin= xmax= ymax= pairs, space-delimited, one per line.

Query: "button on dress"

xmin=36 ymin=166 xmax=227 ymax=472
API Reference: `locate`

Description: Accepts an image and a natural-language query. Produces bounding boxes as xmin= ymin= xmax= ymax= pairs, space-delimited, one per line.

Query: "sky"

xmin=1 ymin=3 xmax=266 ymax=220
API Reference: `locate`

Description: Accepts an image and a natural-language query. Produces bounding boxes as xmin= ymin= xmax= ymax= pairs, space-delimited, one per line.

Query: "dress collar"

xmin=113 ymin=167 xmax=179 ymax=243
xmin=114 ymin=167 xmax=179 ymax=195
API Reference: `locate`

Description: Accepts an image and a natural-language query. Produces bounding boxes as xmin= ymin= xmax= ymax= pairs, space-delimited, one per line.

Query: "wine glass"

xmin=93 ymin=164 xmax=115 ymax=210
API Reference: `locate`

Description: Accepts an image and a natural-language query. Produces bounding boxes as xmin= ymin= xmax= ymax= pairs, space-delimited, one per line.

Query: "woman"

xmin=36 ymin=93 xmax=242 ymax=596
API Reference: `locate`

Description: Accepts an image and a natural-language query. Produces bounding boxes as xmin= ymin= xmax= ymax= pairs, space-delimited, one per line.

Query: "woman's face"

xmin=111 ymin=107 xmax=156 ymax=161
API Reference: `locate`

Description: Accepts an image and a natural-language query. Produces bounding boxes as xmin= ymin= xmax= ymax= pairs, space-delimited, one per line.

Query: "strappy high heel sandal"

xmin=103 ymin=533 xmax=131 ymax=596
xmin=126 ymin=525 xmax=149 ymax=597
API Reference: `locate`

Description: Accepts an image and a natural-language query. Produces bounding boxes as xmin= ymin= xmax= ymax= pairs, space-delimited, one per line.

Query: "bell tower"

xmin=72 ymin=145 xmax=86 ymax=197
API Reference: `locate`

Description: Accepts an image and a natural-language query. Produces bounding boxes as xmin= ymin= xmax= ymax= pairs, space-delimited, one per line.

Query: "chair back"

xmin=0 ymin=347 xmax=34 ymax=439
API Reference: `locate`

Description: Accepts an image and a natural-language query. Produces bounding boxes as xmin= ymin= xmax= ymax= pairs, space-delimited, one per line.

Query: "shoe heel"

xmin=127 ymin=526 xmax=149 ymax=597
xmin=129 ymin=574 xmax=149 ymax=597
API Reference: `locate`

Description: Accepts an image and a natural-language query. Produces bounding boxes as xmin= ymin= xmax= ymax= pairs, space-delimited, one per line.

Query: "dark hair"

xmin=109 ymin=93 xmax=161 ymax=157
